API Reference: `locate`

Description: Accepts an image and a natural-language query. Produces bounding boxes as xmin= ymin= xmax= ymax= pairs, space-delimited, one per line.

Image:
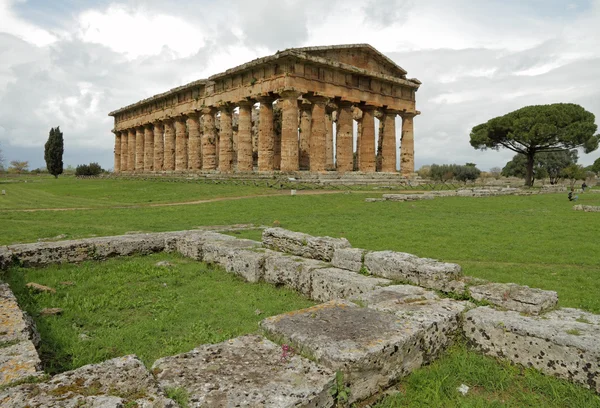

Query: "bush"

xmin=75 ymin=162 xmax=104 ymax=176
xmin=429 ymin=163 xmax=481 ymax=182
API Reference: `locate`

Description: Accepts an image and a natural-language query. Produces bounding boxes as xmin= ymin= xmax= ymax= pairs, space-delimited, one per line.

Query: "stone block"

xmin=175 ymin=231 xmax=237 ymax=260
xmin=224 ymin=248 xmax=271 ymax=283
xmin=0 ymin=341 xmax=42 ymax=387
xmin=469 ymin=282 xmax=558 ymax=315
xmin=1 ymin=284 xmax=40 ymax=347
xmin=0 ymin=246 xmax=13 ymax=270
xmin=202 ymin=239 xmax=262 ymax=266
xmin=7 ymin=240 xmax=97 ymax=267
xmin=264 ymin=252 xmax=328 ymax=296
xmin=311 ymin=268 xmax=391 ymax=302
xmin=261 ymin=299 xmax=469 ymax=403
xmin=464 ymin=306 xmax=600 ymax=394
xmin=0 ymin=355 xmax=176 ymax=407
xmin=152 ymin=335 xmax=335 ymax=408
xmin=262 ymin=227 xmax=351 ymax=261
xmin=331 ymin=247 xmax=368 ymax=272
xmin=350 ymin=284 xmax=439 ymax=306
xmin=89 ymin=233 xmax=166 ymax=259
xmin=573 ymin=205 xmax=600 ymax=212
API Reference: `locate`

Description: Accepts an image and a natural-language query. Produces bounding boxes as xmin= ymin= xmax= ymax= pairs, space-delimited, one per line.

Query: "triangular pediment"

xmin=290 ymin=44 xmax=408 ymax=79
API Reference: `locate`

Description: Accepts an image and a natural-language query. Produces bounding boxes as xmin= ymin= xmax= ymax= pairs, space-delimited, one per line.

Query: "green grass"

xmin=3 ymin=252 xmax=315 ymax=374
xmin=0 ymin=175 xmax=275 ymax=209
xmin=375 ymin=342 xmax=600 ymax=407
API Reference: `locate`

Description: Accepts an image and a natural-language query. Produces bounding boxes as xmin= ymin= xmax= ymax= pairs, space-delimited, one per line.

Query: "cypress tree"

xmin=45 ymin=126 xmax=64 ymax=178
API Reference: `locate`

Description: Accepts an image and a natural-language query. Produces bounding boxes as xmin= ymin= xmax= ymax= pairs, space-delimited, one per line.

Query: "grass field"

xmin=2 ymin=175 xmax=600 ymax=406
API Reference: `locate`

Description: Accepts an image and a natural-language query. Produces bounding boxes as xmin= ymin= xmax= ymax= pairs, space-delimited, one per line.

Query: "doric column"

xmin=144 ymin=124 xmax=154 ymax=172
xmin=336 ymin=101 xmax=354 ymax=173
xmin=175 ymin=116 xmax=188 ymax=171
xmin=400 ymin=113 xmax=416 ymax=176
xmin=135 ymin=127 xmax=145 ymax=171
xmin=237 ymin=101 xmax=254 ymax=172
xmin=163 ymin=119 xmax=176 ymax=171
xmin=114 ymin=132 xmax=121 ymax=173
xmin=325 ymin=102 xmax=336 ymax=170
xmin=359 ymin=105 xmax=376 ymax=172
xmin=299 ymin=100 xmax=311 ymax=170
xmin=202 ymin=107 xmax=217 ymax=170
xmin=127 ymin=129 xmax=136 ymax=171
xmin=186 ymin=112 xmax=201 ymax=171
xmin=256 ymin=96 xmax=275 ymax=171
xmin=153 ymin=121 xmax=164 ymax=172
xmin=279 ymin=91 xmax=302 ymax=172
xmin=218 ymin=104 xmax=234 ymax=172
xmin=381 ymin=110 xmax=398 ymax=172
xmin=353 ymin=107 xmax=363 ymax=171
xmin=120 ymin=130 xmax=128 ymax=172
xmin=307 ymin=96 xmax=328 ymax=172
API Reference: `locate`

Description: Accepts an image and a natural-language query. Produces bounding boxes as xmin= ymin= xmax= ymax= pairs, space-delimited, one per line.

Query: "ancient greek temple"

xmin=109 ymin=44 xmax=421 ymax=175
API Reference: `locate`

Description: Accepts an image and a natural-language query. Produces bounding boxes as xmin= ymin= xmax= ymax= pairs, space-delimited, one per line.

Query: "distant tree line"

xmin=417 ymin=163 xmax=481 ymax=182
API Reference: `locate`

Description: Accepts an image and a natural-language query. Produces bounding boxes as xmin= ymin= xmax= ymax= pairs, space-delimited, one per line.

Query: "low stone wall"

xmin=0 ymin=227 xmax=597 ymax=405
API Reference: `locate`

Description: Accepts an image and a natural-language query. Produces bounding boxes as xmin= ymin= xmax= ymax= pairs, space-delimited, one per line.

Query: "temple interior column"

xmin=381 ymin=110 xmax=398 ymax=172
xmin=120 ymin=130 xmax=128 ymax=172
xmin=299 ymin=100 xmax=311 ymax=170
xmin=153 ymin=121 xmax=164 ymax=172
xmin=279 ymin=91 xmax=301 ymax=172
xmin=237 ymin=101 xmax=254 ymax=172
xmin=144 ymin=124 xmax=154 ymax=172
xmin=353 ymin=107 xmax=363 ymax=171
xmin=308 ymin=96 xmax=328 ymax=172
xmin=186 ymin=112 xmax=201 ymax=171
xmin=163 ymin=119 xmax=176 ymax=171
xmin=400 ymin=113 xmax=415 ymax=176
xmin=359 ymin=106 xmax=376 ymax=172
xmin=336 ymin=102 xmax=354 ymax=173
xmin=325 ymin=103 xmax=336 ymax=170
xmin=114 ymin=132 xmax=121 ymax=173
xmin=127 ymin=129 xmax=136 ymax=171
xmin=257 ymin=96 xmax=275 ymax=171
xmin=218 ymin=104 xmax=234 ymax=172
xmin=175 ymin=116 xmax=188 ymax=171
xmin=202 ymin=107 xmax=217 ymax=170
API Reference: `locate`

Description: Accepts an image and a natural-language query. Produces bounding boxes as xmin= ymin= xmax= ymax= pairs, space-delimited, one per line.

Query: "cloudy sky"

xmin=1 ymin=0 xmax=600 ymax=171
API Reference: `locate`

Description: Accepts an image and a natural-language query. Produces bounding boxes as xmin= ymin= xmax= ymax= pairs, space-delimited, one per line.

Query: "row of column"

xmin=113 ymin=95 xmax=415 ymax=175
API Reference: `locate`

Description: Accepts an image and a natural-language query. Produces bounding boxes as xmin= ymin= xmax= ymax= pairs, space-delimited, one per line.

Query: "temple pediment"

xmin=290 ymin=44 xmax=408 ymax=79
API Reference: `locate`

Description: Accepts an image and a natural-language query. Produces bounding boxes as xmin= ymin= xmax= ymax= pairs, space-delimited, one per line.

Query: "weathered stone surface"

xmin=0 ymin=246 xmax=12 ymax=270
xmin=573 ymin=205 xmax=600 ymax=212
xmin=264 ymin=252 xmax=328 ymax=296
xmin=152 ymin=335 xmax=335 ymax=408
xmin=90 ymin=233 xmax=167 ymax=259
xmin=26 ymin=282 xmax=56 ymax=294
xmin=331 ymin=247 xmax=368 ymax=272
xmin=0 ymin=341 xmax=42 ymax=387
xmin=0 ymin=355 xmax=176 ymax=407
xmin=382 ymin=194 xmax=434 ymax=202
xmin=202 ymin=239 xmax=262 ymax=264
xmin=364 ymin=250 xmax=462 ymax=287
xmin=174 ymin=231 xmax=237 ymax=260
xmin=8 ymin=240 xmax=96 ymax=267
xmin=311 ymin=268 xmax=391 ymax=302
xmin=464 ymin=306 xmax=600 ymax=394
xmin=262 ymin=228 xmax=351 ymax=262
xmin=40 ymin=308 xmax=63 ymax=316
xmin=364 ymin=198 xmax=386 ymax=202
xmin=262 ymin=299 xmax=467 ymax=403
xmin=224 ymin=248 xmax=271 ymax=283
xmin=469 ymin=283 xmax=558 ymax=315
xmin=350 ymin=284 xmax=439 ymax=306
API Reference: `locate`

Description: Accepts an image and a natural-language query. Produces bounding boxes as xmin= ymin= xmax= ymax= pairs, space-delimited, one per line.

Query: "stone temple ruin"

xmin=1 ymin=228 xmax=598 ymax=406
xmin=109 ymin=45 xmax=421 ymax=176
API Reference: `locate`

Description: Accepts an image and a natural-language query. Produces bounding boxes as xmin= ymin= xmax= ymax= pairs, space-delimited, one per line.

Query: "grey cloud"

xmin=362 ymin=0 xmax=414 ymax=27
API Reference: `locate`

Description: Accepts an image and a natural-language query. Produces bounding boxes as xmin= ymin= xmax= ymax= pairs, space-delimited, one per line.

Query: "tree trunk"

xmin=525 ymin=153 xmax=535 ymax=187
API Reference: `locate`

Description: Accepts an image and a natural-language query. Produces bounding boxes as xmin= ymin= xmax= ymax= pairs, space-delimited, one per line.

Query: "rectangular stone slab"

xmin=0 ymin=341 xmax=42 ymax=387
xmin=311 ymin=268 xmax=392 ymax=302
xmin=468 ymin=282 xmax=558 ymax=315
xmin=331 ymin=247 xmax=368 ymax=272
xmin=262 ymin=227 xmax=351 ymax=261
xmin=0 ymin=355 xmax=175 ymax=406
xmin=464 ymin=306 xmax=600 ymax=393
xmin=261 ymin=299 xmax=460 ymax=403
xmin=264 ymin=252 xmax=328 ymax=296
xmin=152 ymin=335 xmax=335 ymax=407
xmin=174 ymin=231 xmax=237 ymax=260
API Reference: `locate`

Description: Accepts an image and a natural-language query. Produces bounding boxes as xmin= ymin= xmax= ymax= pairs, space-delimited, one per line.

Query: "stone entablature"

xmin=109 ymin=44 xmax=421 ymax=175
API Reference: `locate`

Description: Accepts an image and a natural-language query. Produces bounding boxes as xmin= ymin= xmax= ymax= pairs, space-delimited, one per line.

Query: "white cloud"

xmin=0 ymin=0 xmax=56 ymax=46
xmin=77 ymin=4 xmax=206 ymax=60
